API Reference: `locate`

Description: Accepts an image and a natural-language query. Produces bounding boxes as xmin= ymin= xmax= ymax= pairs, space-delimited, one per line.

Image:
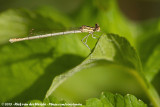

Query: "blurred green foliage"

xmin=0 ymin=0 xmax=160 ymax=107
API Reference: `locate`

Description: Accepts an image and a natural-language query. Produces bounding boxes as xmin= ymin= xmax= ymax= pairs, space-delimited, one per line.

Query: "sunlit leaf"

xmin=45 ymin=34 xmax=160 ymax=107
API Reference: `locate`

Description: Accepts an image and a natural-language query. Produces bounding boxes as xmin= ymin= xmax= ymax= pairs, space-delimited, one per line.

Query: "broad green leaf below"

xmin=45 ymin=34 xmax=160 ymax=107
xmin=0 ymin=8 xmax=90 ymax=103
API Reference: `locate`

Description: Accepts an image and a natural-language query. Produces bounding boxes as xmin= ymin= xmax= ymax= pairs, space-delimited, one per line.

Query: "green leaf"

xmin=0 ymin=8 xmax=89 ymax=103
xmin=86 ymin=98 xmax=103 ymax=107
xmin=101 ymin=92 xmax=147 ymax=107
xmin=27 ymin=92 xmax=147 ymax=107
xmin=100 ymin=92 xmax=115 ymax=107
xmin=143 ymin=45 xmax=160 ymax=81
xmin=124 ymin=94 xmax=147 ymax=107
xmin=90 ymin=34 xmax=142 ymax=71
xmin=42 ymin=92 xmax=147 ymax=107
xmin=45 ymin=34 xmax=160 ymax=107
xmin=135 ymin=19 xmax=160 ymax=93
xmin=136 ymin=19 xmax=160 ymax=80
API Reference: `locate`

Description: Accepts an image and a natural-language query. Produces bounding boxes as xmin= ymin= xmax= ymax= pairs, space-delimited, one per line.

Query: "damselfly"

xmin=9 ymin=24 xmax=100 ymax=51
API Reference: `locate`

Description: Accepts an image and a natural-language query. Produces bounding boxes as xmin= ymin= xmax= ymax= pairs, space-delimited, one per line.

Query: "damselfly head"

xmin=95 ymin=24 xmax=100 ymax=32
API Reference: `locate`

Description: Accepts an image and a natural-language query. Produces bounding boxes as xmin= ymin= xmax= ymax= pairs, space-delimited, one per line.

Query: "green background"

xmin=0 ymin=0 xmax=160 ymax=107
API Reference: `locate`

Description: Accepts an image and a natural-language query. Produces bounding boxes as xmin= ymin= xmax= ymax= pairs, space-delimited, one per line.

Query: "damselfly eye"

xmin=95 ymin=24 xmax=100 ymax=32
xmin=95 ymin=24 xmax=99 ymax=27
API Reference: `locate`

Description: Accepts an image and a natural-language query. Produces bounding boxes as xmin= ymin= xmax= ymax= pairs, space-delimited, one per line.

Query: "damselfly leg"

xmin=81 ymin=33 xmax=91 ymax=51
xmin=91 ymin=33 xmax=99 ymax=39
xmin=81 ymin=31 xmax=100 ymax=51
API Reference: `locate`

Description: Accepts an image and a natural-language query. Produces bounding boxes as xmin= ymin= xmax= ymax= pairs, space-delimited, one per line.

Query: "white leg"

xmin=92 ymin=34 xmax=99 ymax=39
xmin=81 ymin=33 xmax=91 ymax=51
